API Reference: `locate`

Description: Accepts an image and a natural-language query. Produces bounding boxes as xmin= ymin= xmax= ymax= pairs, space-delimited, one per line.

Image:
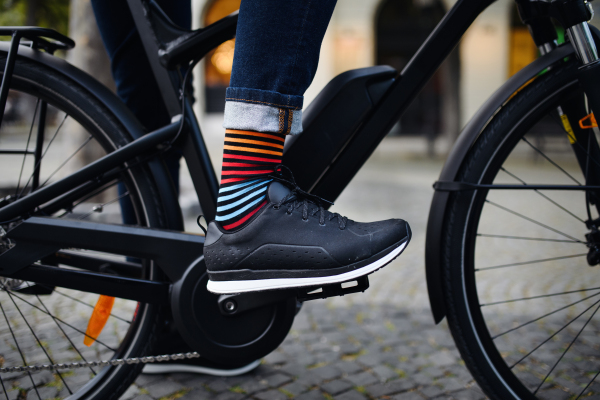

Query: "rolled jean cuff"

xmin=223 ymin=87 xmax=303 ymax=135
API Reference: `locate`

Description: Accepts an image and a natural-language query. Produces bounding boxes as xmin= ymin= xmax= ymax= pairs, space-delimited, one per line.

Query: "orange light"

xmin=84 ymin=295 xmax=115 ymax=347
xmin=579 ymin=113 xmax=598 ymax=129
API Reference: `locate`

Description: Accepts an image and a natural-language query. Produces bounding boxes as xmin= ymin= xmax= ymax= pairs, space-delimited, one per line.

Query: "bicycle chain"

xmin=0 ymin=351 xmax=200 ymax=373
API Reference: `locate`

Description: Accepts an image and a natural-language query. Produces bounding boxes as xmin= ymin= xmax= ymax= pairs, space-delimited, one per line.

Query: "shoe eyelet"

xmin=273 ymin=205 xmax=280 ymax=210
xmin=286 ymin=211 xmax=292 ymax=215
xmin=302 ymin=217 xmax=309 ymax=222
xmin=319 ymin=223 xmax=326 ymax=227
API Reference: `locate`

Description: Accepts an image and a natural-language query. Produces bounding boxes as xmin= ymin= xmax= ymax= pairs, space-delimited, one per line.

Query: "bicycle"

xmin=0 ymin=0 xmax=599 ymax=398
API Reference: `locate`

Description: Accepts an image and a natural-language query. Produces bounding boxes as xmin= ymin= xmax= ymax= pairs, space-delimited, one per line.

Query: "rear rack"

xmin=0 ymin=27 xmax=74 ymax=53
xmin=0 ymin=27 xmax=75 ymax=129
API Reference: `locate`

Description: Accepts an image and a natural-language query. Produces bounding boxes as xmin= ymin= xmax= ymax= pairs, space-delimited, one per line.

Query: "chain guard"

xmin=170 ymin=257 xmax=297 ymax=366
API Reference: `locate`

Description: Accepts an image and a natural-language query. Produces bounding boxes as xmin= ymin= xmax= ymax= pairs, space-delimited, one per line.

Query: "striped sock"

xmin=215 ymin=129 xmax=285 ymax=230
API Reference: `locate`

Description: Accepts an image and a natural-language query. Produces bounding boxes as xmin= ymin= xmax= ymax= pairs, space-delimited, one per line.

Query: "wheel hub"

xmin=585 ymin=219 xmax=600 ymax=266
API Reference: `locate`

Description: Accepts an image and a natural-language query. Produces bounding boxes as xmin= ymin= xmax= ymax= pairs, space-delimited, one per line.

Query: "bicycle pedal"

xmin=296 ymin=276 xmax=370 ymax=302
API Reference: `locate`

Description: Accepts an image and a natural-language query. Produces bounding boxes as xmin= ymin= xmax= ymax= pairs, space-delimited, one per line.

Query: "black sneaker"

xmin=204 ymin=175 xmax=411 ymax=294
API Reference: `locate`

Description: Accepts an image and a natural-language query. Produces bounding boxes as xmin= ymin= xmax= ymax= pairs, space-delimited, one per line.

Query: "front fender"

xmin=0 ymin=43 xmax=184 ymax=231
xmin=425 ymin=43 xmax=575 ymax=324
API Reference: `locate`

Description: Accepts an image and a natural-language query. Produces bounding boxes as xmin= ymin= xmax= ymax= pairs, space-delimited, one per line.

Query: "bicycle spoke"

xmin=31 ymin=100 xmax=47 ymax=191
xmin=476 ymin=253 xmax=586 ymax=272
xmin=578 ymin=367 xmax=600 ymax=398
xmin=0 ymin=373 xmax=8 ymax=399
xmin=64 ymin=179 xmax=119 ymax=215
xmin=3 ymin=289 xmax=72 ymax=395
xmin=533 ymin=301 xmax=600 ymax=394
xmin=477 ymin=233 xmax=582 ymax=243
xmin=18 ymin=112 xmax=68 ymax=198
xmin=78 ymin=191 xmax=129 ymax=220
xmin=0 ymin=299 xmax=41 ymax=399
xmin=39 ymin=135 xmax=93 ymax=188
xmin=491 ymin=291 xmax=600 ymax=339
xmin=550 ymin=110 xmax=600 ymax=172
xmin=486 ymin=200 xmax=585 ymax=243
xmin=481 ymin=286 xmax=600 ymax=306
xmin=14 ymin=98 xmax=40 ymax=196
xmin=509 ymin=297 xmax=600 ymax=369
xmin=54 ymin=289 xmax=130 ymax=324
xmin=500 ymin=167 xmax=585 ymax=223
xmin=0 ymin=284 xmax=117 ymax=352
xmin=35 ymin=294 xmax=97 ymax=375
xmin=521 ymin=136 xmax=582 ymax=185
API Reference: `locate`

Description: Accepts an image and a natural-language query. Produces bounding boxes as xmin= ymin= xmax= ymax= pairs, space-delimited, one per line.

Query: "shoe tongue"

xmin=267 ymin=181 xmax=293 ymax=203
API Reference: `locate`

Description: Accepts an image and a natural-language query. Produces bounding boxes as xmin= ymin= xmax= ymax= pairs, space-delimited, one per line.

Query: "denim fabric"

xmin=224 ymin=0 xmax=337 ymax=134
xmin=224 ymin=101 xmax=303 ymax=135
xmin=92 ymin=0 xmax=190 ymax=224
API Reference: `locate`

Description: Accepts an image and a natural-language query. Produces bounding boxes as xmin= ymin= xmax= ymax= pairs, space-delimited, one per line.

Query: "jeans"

xmin=225 ymin=0 xmax=337 ymax=135
xmin=91 ymin=0 xmax=189 ymax=223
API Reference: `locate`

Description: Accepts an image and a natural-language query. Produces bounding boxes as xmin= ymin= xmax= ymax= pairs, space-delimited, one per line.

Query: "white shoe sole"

xmin=142 ymin=359 xmax=260 ymax=376
xmin=207 ymin=241 xmax=408 ymax=294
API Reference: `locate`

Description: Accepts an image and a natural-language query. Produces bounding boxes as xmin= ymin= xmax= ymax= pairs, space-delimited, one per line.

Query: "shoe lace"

xmin=269 ymin=165 xmax=348 ymax=229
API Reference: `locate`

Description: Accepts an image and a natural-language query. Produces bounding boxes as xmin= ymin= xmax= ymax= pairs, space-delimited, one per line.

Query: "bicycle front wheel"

xmin=0 ymin=51 xmax=168 ymax=399
xmin=443 ymin=57 xmax=600 ymax=399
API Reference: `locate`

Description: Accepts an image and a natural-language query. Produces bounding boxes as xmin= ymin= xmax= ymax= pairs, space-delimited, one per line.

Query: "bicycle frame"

xmin=0 ymin=0 xmax=598 ymax=319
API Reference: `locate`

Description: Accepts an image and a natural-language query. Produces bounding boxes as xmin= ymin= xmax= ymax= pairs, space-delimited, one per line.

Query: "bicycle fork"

xmin=519 ymin=0 xmax=600 ymax=264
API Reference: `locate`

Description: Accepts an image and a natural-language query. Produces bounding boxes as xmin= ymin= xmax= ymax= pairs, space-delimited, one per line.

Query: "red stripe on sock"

xmin=220 ymin=177 xmax=245 ymax=184
xmin=223 ymin=201 xmax=267 ymax=230
xmin=221 ymin=169 xmax=273 ymax=175
xmin=222 ymin=162 xmax=263 ymax=168
xmin=223 ymin=154 xmax=282 ymax=163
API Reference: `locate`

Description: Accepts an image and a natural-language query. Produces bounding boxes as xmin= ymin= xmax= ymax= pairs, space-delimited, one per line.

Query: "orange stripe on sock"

xmin=223 ymin=154 xmax=281 ymax=163
xmin=225 ymin=137 xmax=284 ymax=149
xmin=224 ymin=145 xmax=282 ymax=156
xmin=223 ymin=201 xmax=267 ymax=230
xmin=225 ymin=129 xmax=285 ymax=142
xmin=222 ymin=162 xmax=263 ymax=167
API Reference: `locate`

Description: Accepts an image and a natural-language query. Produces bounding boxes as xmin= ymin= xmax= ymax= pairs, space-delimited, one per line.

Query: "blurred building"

xmin=190 ymin=0 xmax=556 ymax=150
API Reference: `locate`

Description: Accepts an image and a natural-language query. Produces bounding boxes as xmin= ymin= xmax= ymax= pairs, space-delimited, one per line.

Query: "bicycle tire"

xmin=442 ymin=56 xmax=600 ymax=399
xmin=0 ymin=51 xmax=168 ymax=399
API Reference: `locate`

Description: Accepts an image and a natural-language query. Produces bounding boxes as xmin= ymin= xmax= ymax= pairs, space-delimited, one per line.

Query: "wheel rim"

xmin=0 ymin=77 xmax=158 ymax=399
xmin=460 ymin=75 xmax=600 ymax=399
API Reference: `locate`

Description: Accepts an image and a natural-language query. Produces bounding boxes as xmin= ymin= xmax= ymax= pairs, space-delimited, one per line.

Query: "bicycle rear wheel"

xmin=443 ymin=57 xmax=600 ymax=399
xmin=0 ymin=52 xmax=168 ymax=398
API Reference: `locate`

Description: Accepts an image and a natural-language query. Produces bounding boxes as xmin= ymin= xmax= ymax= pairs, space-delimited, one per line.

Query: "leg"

xmin=91 ymin=0 xmax=187 ymax=224
xmin=206 ymin=0 xmax=411 ymax=293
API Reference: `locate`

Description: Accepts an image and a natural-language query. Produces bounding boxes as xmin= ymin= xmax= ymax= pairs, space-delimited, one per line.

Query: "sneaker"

xmin=204 ymin=175 xmax=411 ymax=294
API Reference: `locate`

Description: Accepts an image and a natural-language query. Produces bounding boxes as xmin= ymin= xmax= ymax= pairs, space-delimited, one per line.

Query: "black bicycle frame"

xmin=0 ymin=0 xmax=574 ymax=305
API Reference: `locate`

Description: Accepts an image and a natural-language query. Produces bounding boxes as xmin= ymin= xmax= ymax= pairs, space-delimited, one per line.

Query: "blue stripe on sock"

xmin=219 ymin=179 xmax=264 ymax=193
xmin=215 ymin=195 xmax=266 ymax=221
xmin=217 ymin=187 xmax=267 ymax=212
xmin=217 ymin=180 xmax=271 ymax=202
